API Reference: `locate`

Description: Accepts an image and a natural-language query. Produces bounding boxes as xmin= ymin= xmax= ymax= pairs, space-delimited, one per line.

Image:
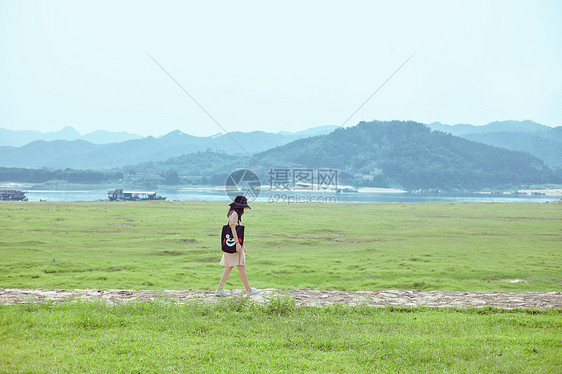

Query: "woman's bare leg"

xmin=217 ymin=266 xmax=234 ymax=291
xmin=237 ymin=265 xmax=251 ymax=292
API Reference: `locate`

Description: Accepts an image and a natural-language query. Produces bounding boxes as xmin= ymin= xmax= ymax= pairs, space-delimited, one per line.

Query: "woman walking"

xmin=215 ymin=196 xmax=261 ymax=297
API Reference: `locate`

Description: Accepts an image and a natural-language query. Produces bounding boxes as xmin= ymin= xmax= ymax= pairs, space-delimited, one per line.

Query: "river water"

xmin=21 ymin=188 xmax=560 ymax=203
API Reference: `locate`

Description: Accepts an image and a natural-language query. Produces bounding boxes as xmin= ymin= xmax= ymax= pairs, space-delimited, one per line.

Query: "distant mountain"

xmin=82 ymin=130 xmax=143 ymax=144
xmin=0 ymin=124 xmax=337 ymax=148
xmin=2 ymin=121 xmax=559 ymax=189
xmin=427 ymin=120 xmax=551 ymax=136
xmin=427 ymin=120 xmax=562 ymax=168
xmin=0 ymin=126 xmax=142 ymax=146
xmin=0 ymin=126 xmax=79 ymax=147
xmin=250 ymin=121 xmax=555 ymax=189
xmin=0 ymin=140 xmax=102 ymax=169
xmin=0 ymin=125 xmax=338 ymax=169
xmin=127 ymin=120 xmax=557 ymax=190
xmin=461 ymin=132 xmax=562 ymax=169
xmin=279 ymin=125 xmax=339 ymax=137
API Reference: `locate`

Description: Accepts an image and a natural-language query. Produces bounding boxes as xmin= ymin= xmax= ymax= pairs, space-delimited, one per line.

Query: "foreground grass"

xmin=0 ymin=201 xmax=560 ymax=291
xmin=0 ymin=299 xmax=560 ymax=373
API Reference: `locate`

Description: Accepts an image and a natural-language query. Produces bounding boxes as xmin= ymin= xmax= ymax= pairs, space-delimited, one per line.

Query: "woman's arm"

xmin=228 ymin=210 xmax=244 ymax=253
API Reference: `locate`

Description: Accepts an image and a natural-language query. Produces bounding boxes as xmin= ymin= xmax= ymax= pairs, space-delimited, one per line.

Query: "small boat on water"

xmin=107 ymin=189 xmax=166 ymax=201
xmin=0 ymin=190 xmax=28 ymax=201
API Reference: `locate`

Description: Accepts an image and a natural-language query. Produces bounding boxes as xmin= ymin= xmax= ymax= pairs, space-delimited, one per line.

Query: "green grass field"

xmin=0 ymin=201 xmax=560 ymax=291
xmin=1 ymin=300 xmax=561 ymax=373
xmin=1 ymin=201 xmax=561 ymax=373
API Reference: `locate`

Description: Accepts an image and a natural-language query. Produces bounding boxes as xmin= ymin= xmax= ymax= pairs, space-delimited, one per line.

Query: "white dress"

xmin=220 ymin=211 xmax=246 ymax=267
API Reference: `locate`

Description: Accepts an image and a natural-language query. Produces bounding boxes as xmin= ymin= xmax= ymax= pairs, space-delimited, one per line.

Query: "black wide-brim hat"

xmin=229 ymin=196 xmax=251 ymax=209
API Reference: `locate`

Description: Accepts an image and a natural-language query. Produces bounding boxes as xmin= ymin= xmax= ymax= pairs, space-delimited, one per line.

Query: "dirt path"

xmin=1 ymin=288 xmax=560 ymax=309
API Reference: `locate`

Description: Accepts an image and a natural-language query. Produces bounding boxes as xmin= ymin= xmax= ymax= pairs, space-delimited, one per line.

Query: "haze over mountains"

xmin=0 ymin=125 xmax=338 ymax=169
xmin=0 ymin=120 xmax=559 ymax=170
xmin=0 ymin=126 xmax=143 ymax=147
xmin=426 ymin=121 xmax=561 ymax=169
xmin=0 ymin=125 xmax=338 ymax=147
xmin=1 ymin=120 xmax=560 ymax=190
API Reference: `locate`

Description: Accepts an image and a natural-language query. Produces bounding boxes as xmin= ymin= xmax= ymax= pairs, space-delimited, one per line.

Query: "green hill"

xmin=426 ymin=120 xmax=562 ymax=168
xmin=251 ymin=121 xmax=556 ymax=189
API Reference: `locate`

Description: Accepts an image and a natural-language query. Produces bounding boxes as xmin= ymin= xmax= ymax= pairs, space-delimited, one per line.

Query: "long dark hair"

xmin=227 ymin=207 xmax=244 ymax=223
xmin=227 ymin=195 xmax=248 ymax=223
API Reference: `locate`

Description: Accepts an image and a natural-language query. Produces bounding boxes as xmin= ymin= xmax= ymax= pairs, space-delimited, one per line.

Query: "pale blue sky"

xmin=1 ymin=0 xmax=561 ymax=136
